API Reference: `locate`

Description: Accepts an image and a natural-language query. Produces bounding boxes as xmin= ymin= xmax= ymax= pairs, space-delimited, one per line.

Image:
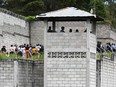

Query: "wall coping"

xmin=0 ymin=59 xmax=44 ymax=64
xmin=0 ymin=7 xmax=26 ymax=21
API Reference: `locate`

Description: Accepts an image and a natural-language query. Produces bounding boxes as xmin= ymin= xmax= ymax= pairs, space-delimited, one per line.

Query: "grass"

xmin=0 ymin=53 xmax=7 ymax=59
xmin=0 ymin=52 xmax=44 ymax=60
xmin=96 ymin=52 xmax=114 ymax=60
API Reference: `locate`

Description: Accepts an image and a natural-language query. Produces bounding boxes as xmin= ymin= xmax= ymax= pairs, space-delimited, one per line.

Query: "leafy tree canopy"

xmin=0 ymin=0 xmax=116 ymax=28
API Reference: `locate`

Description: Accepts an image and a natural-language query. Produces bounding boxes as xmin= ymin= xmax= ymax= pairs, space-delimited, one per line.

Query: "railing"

xmin=96 ymin=47 xmax=115 ymax=61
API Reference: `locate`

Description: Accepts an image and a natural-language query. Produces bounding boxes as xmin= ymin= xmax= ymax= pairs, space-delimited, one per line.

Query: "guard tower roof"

xmin=36 ymin=7 xmax=103 ymax=21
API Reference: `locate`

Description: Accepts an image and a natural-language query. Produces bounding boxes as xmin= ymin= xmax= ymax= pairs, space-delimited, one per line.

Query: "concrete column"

xmin=26 ymin=61 xmax=29 ymax=87
xmin=93 ymin=21 xmax=96 ymax=35
xmin=52 ymin=21 xmax=56 ymax=32
xmin=96 ymin=60 xmax=101 ymax=87
xmin=44 ymin=20 xmax=48 ymax=87
xmin=32 ymin=61 xmax=35 ymax=87
xmin=86 ymin=19 xmax=91 ymax=87
xmin=14 ymin=61 xmax=19 ymax=87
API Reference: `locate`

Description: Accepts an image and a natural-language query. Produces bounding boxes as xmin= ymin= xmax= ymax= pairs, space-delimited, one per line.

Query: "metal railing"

xmin=97 ymin=47 xmax=116 ymax=61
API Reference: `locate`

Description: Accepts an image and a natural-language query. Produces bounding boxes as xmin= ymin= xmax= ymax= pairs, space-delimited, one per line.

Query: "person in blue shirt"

xmin=60 ymin=26 xmax=65 ymax=32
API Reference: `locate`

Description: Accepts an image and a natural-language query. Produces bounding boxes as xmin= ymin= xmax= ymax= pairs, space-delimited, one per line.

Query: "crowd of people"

xmin=47 ymin=26 xmax=80 ymax=33
xmin=97 ymin=41 xmax=116 ymax=53
xmin=0 ymin=41 xmax=115 ymax=58
xmin=0 ymin=44 xmax=44 ymax=59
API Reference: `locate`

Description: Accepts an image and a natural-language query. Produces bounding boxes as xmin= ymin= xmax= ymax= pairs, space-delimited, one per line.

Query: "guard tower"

xmin=36 ymin=7 xmax=103 ymax=87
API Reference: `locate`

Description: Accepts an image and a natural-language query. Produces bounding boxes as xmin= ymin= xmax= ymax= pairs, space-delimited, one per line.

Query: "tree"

xmin=90 ymin=0 xmax=106 ymax=17
xmin=75 ymin=0 xmax=91 ymax=11
xmin=44 ymin=0 xmax=77 ymax=11
xmin=22 ymin=0 xmax=46 ymax=16
xmin=0 ymin=0 xmax=116 ymax=29
xmin=1 ymin=0 xmax=46 ymax=16
xmin=0 ymin=0 xmax=3 ymax=6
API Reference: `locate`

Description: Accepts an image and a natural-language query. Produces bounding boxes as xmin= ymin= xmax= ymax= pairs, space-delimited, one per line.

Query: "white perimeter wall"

xmin=101 ymin=56 xmax=116 ymax=87
xmin=45 ymin=31 xmax=96 ymax=87
xmin=0 ymin=12 xmax=29 ymax=49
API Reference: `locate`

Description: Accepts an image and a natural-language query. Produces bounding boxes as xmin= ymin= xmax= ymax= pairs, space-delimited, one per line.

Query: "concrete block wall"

xmin=97 ymin=38 xmax=113 ymax=45
xmin=46 ymin=54 xmax=87 ymax=87
xmin=0 ymin=60 xmax=14 ymax=87
xmin=97 ymin=24 xmax=116 ymax=44
xmin=18 ymin=61 xmax=44 ymax=87
xmin=45 ymin=32 xmax=88 ymax=87
xmin=89 ymin=35 xmax=96 ymax=87
xmin=33 ymin=62 xmax=44 ymax=87
xmin=96 ymin=24 xmax=111 ymax=38
xmin=30 ymin=21 xmax=44 ymax=46
xmin=55 ymin=21 xmax=87 ymax=33
xmin=114 ymin=59 xmax=116 ymax=87
xmin=0 ymin=59 xmax=44 ymax=87
xmin=0 ymin=12 xmax=26 ymax=27
xmin=30 ymin=21 xmax=88 ymax=46
xmin=45 ymin=28 xmax=97 ymax=87
xmin=90 ymin=34 xmax=96 ymax=53
xmin=110 ymin=30 xmax=116 ymax=43
xmin=0 ymin=36 xmax=2 ymax=50
xmin=42 ymin=19 xmax=99 ymax=87
xmin=0 ymin=12 xmax=29 ymax=49
xmin=100 ymin=57 xmax=115 ymax=87
xmin=89 ymin=53 xmax=96 ymax=87
xmin=31 ymin=21 xmax=116 ymax=46
xmin=47 ymin=33 xmax=87 ymax=50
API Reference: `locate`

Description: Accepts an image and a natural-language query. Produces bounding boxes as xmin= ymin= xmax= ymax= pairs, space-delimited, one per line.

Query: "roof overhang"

xmin=36 ymin=16 xmax=103 ymax=21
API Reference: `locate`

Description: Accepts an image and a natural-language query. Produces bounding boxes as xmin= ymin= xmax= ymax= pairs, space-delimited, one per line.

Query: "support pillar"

xmin=52 ymin=21 xmax=56 ymax=32
xmin=14 ymin=61 xmax=19 ymax=87
xmin=44 ymin=20 xmax=48 ymax=87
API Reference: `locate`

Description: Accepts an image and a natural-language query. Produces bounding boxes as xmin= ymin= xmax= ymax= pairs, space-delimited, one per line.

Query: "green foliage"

xmin=0 ymin=0 xmax=116 ymax=29
xmin=25 ymin=16 xmax=36 ymax=21
xmin=112 ymin=18 xmax=116 ymax=28
xmin=22 ymin=0 xmax=46 ymax=16
xmin=0 ymin=0 xmax=3 ymax=6
xmin=95 ymin=0 xmax=106 ymax=17
xmin=0 ymin=53 xmax=7 ymax=59
xmin=75 ymin=0 xmax=91 ymax=11
xmin=96 ymin=52 xmax=114 ymax=60
xmin=1 ymin=0 xmax=46 ymax=16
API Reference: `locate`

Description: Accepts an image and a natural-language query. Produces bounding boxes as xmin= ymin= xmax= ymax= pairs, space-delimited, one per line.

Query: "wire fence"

xmin=96 ymin=47 xmax=116 ymax=61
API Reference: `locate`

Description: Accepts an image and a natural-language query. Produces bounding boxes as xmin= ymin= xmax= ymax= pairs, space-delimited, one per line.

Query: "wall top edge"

xmin=0 ymin=7 xmax=26 ymax=21
xmin=0 ymin=59 xmax=44 ymax=63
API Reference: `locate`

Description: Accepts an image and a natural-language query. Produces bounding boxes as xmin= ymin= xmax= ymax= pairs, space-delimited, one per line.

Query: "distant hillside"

xmin=0 ymin=0 xmax=116 ymax=29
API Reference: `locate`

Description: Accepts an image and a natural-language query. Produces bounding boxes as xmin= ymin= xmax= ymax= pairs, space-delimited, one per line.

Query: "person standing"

xmin=36 ymin=44 xmax=41 ymax=59
xmin=60 ymin=26 xmax=65 ymax=32
xmin=25 ymin=44 xmax=30 ymax=59
xmin=1 ymin=46 xmax=6 ymax=53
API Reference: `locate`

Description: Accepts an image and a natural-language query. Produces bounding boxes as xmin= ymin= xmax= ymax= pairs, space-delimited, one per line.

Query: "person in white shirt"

xmin=10 ymin=45 xmax=15 ymax=54
xmin=36 ymin=44 xmax=41 ymax=58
